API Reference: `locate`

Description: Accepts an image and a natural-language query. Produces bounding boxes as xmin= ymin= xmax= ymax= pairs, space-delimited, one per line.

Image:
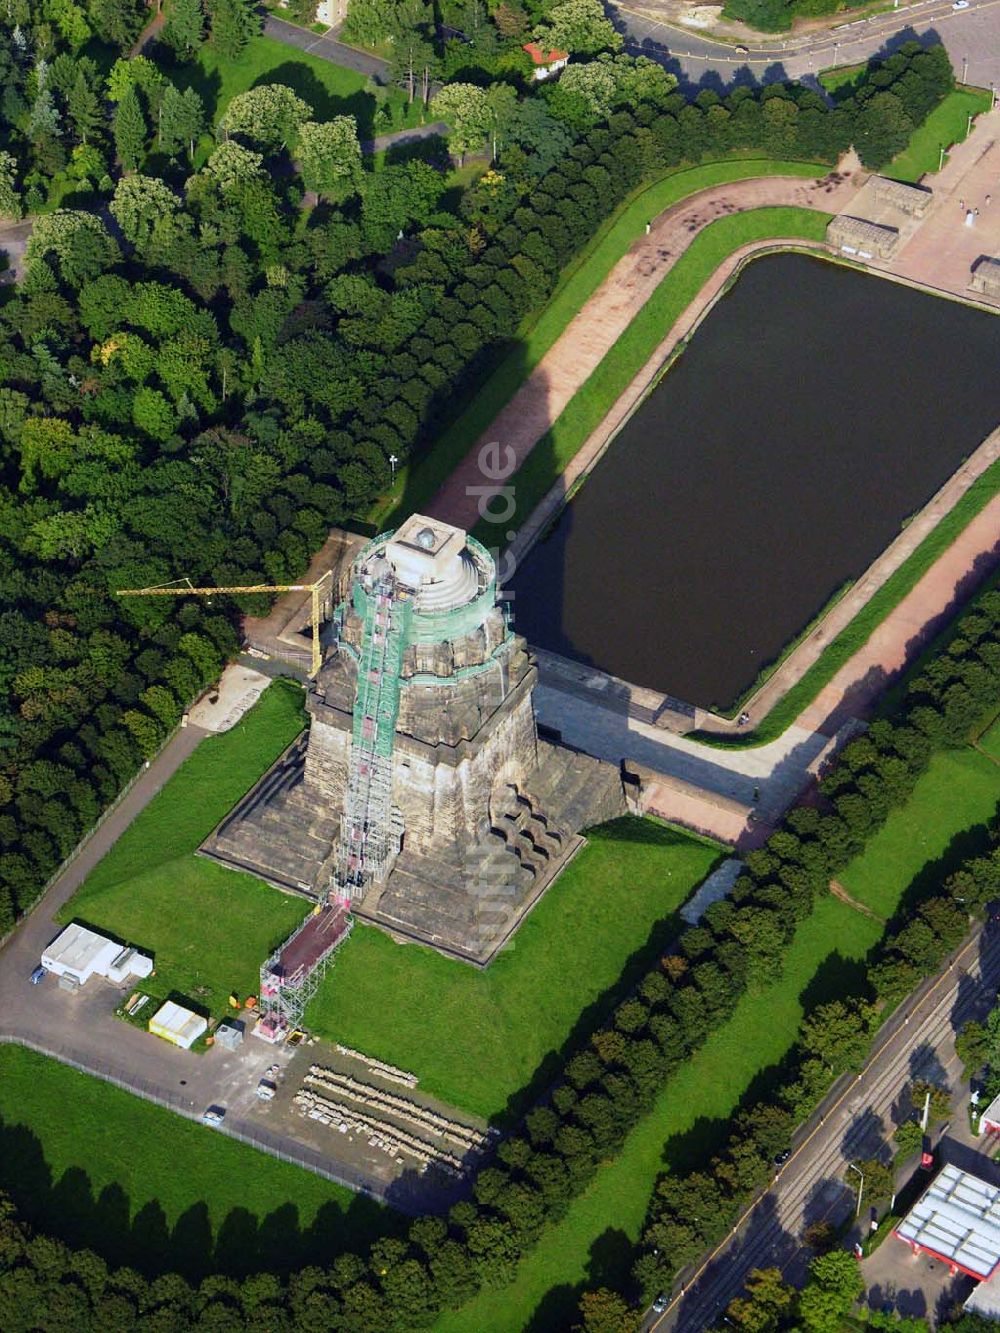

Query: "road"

xmin=651 ymin=926 xmax=1000 ymax=1331
xmin=263 ymin=15 xmax=390 ymax=79
xmin=616 ymin=0 xmax=1000 ymax=90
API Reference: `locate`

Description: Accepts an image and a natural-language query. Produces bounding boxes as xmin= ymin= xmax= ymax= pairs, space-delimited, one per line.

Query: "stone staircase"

xmin=202 ymin=737 xmax=338 ymax=896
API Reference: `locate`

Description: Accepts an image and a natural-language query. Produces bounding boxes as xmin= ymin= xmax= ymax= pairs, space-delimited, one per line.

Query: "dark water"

xmin=509 ymin=254 xmax=1000 ymax=711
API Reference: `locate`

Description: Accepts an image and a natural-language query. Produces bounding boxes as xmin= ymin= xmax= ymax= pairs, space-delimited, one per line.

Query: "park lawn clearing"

xmin=886 ymin=87 xmax=993 ymax=183
xmin=57 ymin=680 xmax=310 ymax=1011
xmin=435 ymin=891 xmax=880 ymax=1333
xmin=307 ymin=819 xmax=722 ymax=1122
xmin=0 ymin=1045 xmax=397 ymax=1281
xmin=371 ymin=158 xmax=827 ymax=527
xmin=434 ymin=738 xmax=1000 ymax=1331
xmin=839 ymin=743 xmax=1000 ymax=919
xmin=488 ymin=206 xmax=830 ymax=542
xmin=163 ymin=34 xmax=403 ymax=139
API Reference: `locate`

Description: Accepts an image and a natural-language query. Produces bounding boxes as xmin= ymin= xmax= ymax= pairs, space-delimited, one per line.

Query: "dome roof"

xmin=415 ymin=526 xmax=437 ymax=550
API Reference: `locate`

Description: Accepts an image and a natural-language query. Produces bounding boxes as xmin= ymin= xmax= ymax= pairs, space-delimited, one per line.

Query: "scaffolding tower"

xmin=334 ymin=570 xmax=413 ymax=896
xmin=255 ymin=904 xmax=353 ymax=1041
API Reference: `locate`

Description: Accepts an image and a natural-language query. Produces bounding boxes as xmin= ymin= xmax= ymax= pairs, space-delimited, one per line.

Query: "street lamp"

xmin=939 ymin=144 xmax=947 ymax=171
xmin=847 ymin=1162 xmax=865 ymax=1218
xmin=963 ymin=55 xmax=969 ymax=85
xmin=389 ymin=453 xmax=399 ymax=479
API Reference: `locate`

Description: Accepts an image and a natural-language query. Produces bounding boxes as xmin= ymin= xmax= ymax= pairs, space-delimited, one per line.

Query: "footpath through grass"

xmin=698 ymin=457 xmax=1000 ymax=748
xmin=491 ymin=206 xmax=830 ymax=541
xmin=58 ymin=680 xmax=309 ymax=1012
xmin=0 ymin=1045 xmax=396 ymax=1281
xmin=435 ymin=735 xmax=1000 ymax=1331
xmin=371 ymin=158 xmax=826 ymax=527
xmin=307 ymin=819 xmax=722 ymax=1122
xmin=886 ymin=87 xmax=993 ymax=183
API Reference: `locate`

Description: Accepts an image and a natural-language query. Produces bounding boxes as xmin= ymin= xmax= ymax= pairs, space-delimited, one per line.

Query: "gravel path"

xmin=425 ymin=167 xmax=861 ymax=534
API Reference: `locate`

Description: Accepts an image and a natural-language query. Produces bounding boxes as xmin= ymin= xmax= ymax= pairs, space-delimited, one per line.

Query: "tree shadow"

xmin=250 ymin=61 xmax=376 ymax=138
xmin=0 ymin=1110 xmax=407 ymax=1281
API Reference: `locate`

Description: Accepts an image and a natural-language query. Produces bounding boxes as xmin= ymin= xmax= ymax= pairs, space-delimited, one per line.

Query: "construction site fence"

xmin=0 ymin=1034 xmax=424 ymax=1215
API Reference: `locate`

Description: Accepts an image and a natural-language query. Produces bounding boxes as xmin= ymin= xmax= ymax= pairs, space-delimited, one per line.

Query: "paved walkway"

xmin=798 ymin=488 xmax=1000 ymax=733
xmin=0 ymin=219 xmax=33 ymax=284
xmin=263 ymin=15 xmax=389 ymax=79
xmin=425 ymin=166 xmax=861 ymax=533
xmin=364 ymin=122 xmax=448 ymax=154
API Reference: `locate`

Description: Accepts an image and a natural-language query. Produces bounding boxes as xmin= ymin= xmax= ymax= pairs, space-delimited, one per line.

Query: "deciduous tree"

xmin=296 ymin=118 xmax=363 ymax=203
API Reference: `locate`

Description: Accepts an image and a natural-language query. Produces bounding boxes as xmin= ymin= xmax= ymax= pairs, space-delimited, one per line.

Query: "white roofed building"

xmin=895 ymin=1164 xmax=1000 ymax=1280
xmin=41 ymin=924 xmax=122 ymax=987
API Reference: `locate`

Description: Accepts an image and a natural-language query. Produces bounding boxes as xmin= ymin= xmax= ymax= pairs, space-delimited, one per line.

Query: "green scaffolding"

xmin=336 ymin=575 xmax=413 ymax=891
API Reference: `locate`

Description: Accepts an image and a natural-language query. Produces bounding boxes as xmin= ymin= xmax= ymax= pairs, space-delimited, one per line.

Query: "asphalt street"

xmin=652 ymin=926 xmax=1000 ymax=1331
xmin=615 ymin=0 xmax=1000 ymax=91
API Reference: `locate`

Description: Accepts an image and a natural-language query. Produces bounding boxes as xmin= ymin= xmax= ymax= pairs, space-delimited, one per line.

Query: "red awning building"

xmin=895 ymin=1163 xmax=1000 ymax=1280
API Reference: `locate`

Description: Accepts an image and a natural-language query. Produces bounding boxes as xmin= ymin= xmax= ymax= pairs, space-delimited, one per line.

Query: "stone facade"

xmin=304 ymin=640 xmax=539 ymax=857
xmin=202 ymin=515 xmax=625 ymax=965
xmin=826 ymin=215 xmax=899 ymax=259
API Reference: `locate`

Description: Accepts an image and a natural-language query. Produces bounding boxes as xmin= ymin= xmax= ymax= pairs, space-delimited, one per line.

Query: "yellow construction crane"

xmin=116 ymin=571 xmax=334 ymax=678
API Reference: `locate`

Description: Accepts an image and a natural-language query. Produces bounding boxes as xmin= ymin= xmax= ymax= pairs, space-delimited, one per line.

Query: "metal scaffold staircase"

xmin=335 ymin=573 xmax=412 ymax=896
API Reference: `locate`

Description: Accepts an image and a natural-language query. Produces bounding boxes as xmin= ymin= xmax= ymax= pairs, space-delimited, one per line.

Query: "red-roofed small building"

xmin=523 ymin=42 xmax=570 ymax=80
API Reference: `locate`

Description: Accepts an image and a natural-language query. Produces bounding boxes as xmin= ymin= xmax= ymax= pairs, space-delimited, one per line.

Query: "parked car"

xmin=256 ymin=1078 xmax=277 ymax=1101
xmin=651 ymin=1292 xmax=669 ymax=1314
xmin=29 ymin=965 xmax=46 ymax=985
xmin=773 ymin=1148 xmax=792 ymax=1167
xmin=734 ymin=44 xmax=750 ymax=54
xmin=202 ymin=1106 xmax=225 ymax=1126
xmin=953 ymin=1 xmax=969 ymax=9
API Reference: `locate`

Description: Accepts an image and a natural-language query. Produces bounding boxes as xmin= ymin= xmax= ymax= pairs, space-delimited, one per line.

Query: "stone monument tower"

xmin=205 ymin=515 xmax=623 ymax=965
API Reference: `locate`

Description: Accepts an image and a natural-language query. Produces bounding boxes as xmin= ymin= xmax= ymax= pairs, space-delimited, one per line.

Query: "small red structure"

xmin=522 ymin=42 xmax=570 ymax=80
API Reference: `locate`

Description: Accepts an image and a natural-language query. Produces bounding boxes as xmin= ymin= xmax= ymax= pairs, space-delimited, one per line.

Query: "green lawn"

xmin=489 ymin=206 xmax=830 ymax=541
xmin=57 ymin=680 xmax=310 ymax=1013
xmin=886 ymin=87 xmax=993 ymax=183
xmin=372 ymin=158 xmax=827 ymax=528
xmin=161 ymin=33 xmax=413 ymax=139
xmin=307 ymin=819 xmax=722 ymax=1122
xmin=819 ymin=63 xmax=867 ymax=97
xmin=436 ymin=892 xmax=880 ymax=1332
xmin=976 ymin=714 xmax=1000 ymax=762
xmin=840 ymin=744 xmax=1000 ymax=919
xmin=0 ymin=1045 xmax=397 ymax=1281
xmin=435 ymin=735 xmax=1000 ymax=1330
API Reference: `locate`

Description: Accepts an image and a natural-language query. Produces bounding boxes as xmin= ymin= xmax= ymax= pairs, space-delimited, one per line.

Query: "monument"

xmin=204 ymin=515 xmax=624 ymax=965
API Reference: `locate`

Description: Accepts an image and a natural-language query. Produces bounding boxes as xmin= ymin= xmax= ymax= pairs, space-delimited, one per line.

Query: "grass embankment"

xmin=695 ymin=457 xmax=1000 ymax=747
xmin=0 ymin=1045 xmax=396 ymax=1281
xmin=57 ymin=680 xmax=310 ymax=1012
xmin=307 ymin=819 xmax=722 ymax=1122
xmin=435 ymin=738 xmax=1000 ymax=1332
xmin=886 ymin=86 xmax=993 ymax=183
xmin=369 ymin=158 xmax=827 ymax=528
xmin=489 ymin=206 xmax=831 ymax=541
